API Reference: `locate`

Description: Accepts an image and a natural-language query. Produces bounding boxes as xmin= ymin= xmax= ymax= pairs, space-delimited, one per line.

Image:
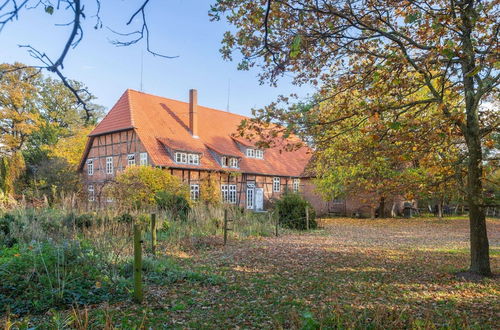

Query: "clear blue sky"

xmin=0 ymin=0 xmax=312 ymax=117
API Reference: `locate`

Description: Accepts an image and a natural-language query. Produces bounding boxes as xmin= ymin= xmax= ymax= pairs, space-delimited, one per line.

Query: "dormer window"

xmin=221 ymin=156 xmax=228 ymax=167
xmin=219 ymin=155 xmax=238 ymax=168
xmin=229 ymin=157 xmax=239 ymax=168
xmin=175 ymin=152 xmax=200 ymax=165
xmin=246 ymin=148 xmax=264 ymax=159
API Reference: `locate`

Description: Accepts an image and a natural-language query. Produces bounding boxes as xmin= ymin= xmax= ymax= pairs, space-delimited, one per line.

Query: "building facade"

xmin=79 ymin=89 xmax=331 ymax=213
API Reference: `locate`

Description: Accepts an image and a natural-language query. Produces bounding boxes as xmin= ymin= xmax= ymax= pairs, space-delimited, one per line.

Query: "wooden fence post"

xmin=223 ymin=209 xmax=228 ymax=246
xmin=305 ymin=206 xmax=310 ymax=230
xmin=133 ymin=224 xmax=143 ymax=303
xmin=151 ymin=213 xmax=157 ymax=256
xmin=272 ymin=211 xmax=278 ymax=237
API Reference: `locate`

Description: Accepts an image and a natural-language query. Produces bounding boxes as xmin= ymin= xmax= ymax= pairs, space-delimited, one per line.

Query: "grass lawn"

xmin=9 ymin=217 xmax=500 ymax=329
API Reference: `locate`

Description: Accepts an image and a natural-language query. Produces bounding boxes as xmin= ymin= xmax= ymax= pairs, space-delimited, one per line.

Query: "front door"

xmin=255 ymin=188 xmax=264 ymax=211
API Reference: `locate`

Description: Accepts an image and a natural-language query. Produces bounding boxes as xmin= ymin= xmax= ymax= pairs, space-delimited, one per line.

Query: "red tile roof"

xmin=82 ymin=89 xmax=312 ymax=177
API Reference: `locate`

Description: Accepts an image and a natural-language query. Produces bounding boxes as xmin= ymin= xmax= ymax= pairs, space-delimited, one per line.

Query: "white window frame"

xmin=88 ymin=185 xmax=95 ymax=202
xmin=106 ymin=157 xmax=113 ymax=174
xmin=273 ymin=177 xmax=281 ymax=192
xmin=140 ymin=152 xmax=148 ymax=165
xmin=175 ymin=152 xmax=199 ymax=165
xmin=221 ymin=156 xmax=228 ymax=167
xmin=87 ymin=159 xmax=94 ymax=176
xmin=229 ymin=157 xmax=239 ymax=168
xmin=293 ymin=178 xmax=300 ymax=192
xmin=127 ymin=154 xmax=136 ymax=166
xmin=228 ymin=184 xmax=237 ymax=204
xmin=255 ymin=150 xmax=264 ymax=159
xmin=190 ymin=184 xmax=200 ymax=201
xmin=246 ymin=183 xmax=255 ymax=209
xmin=221 ymin=184 xmax=229 ymax=202
xmin=246 ymin=148 xmax=255 ymax=158
xmin=221 ymin=184 xmax=237 ymax=204
xmin=188 ymin=154 xmax=200 ymax=165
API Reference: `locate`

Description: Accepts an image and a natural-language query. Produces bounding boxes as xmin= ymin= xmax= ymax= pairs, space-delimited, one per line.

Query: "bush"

xmin=0 ymin=241 xmax=129 ymax=315
xmin=155 ymin=191 xmax=191 ymax=221
xmin=106 ymin=166 xmax=189 ymax=209
xmin=274 ymin=193 xmax=317 ymax=230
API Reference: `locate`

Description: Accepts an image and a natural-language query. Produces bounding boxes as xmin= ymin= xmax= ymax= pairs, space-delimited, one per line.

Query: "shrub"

xmin=200 ymin=175 xmax=221 ymax=206
xmin=73 ymin=213 xmax=95 ymax=229
xmin=275 ymin=193 xmax=317 ymax=230
xmin=155 ymin=191 xmax=191 ymax=221
xmin=0 ymin=241 xmax=129 ymax=315
xmin=106 ymin=166 xmax=189 ymax=209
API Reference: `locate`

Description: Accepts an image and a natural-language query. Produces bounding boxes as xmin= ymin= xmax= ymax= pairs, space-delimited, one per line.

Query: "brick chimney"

xmin=189 ymin=89 xmax=199 ymax=138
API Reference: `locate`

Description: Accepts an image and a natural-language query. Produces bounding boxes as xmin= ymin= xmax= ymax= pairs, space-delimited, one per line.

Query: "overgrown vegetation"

xmin=275 ymin=192 xmax=317 ymax=230
xmin=0 ymin=202 xmax=277 ymax=317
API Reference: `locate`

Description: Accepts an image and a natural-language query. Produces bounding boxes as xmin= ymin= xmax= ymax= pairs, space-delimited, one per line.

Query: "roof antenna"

xmin=140 ymin=50 xmax=144 ymax=92
xmin=226 ymin=78 xmax=231 ymax=112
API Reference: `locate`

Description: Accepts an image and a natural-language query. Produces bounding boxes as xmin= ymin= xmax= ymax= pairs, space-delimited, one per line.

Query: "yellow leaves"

xmin=95 ymin=281 xmax=102 ymax=289
xmin=48 ymin=127 xmax=93 ymax=167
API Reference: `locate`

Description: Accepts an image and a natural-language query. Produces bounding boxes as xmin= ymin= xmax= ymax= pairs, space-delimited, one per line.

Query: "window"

xmin=229 ymin=157 xmax=239 ymax=168
xmin=87 ymin=159 xmax=94 ymax=176
xmin=229 ymin=185 xmax=237 ymax=204
xmin=221 ymin=156 xmax=228 ymax=167
xmin=246 ymin=183 xmax=255 ymax=209
xmin=190 ymin=184 xmax=200 ymax=201
xmin=140 ymin=152 xmax=148 ymax=165
xmin=221 ymin=184 xmax=228 ymax=202
xmin=293 ymin=178 xmax=300 ymax=192
xmin=106 ymin=157 xmax=113 ymax=174
xmin=246 ymin=148 xmax=264 ymax=159
xmin=127 ymin=154 xmax=136 ymax=166
xmin=273 ymin=177 xmax=281 ymax=192
xmin=188 ymin=154 xmax=200 ymax=165
xmin=88 ymin=185 xmax=95 ymax=202
xmin=175 ymin=152 xmax=199 ymax=165
xmin=221 ymin=184 xmax=237 ymax=204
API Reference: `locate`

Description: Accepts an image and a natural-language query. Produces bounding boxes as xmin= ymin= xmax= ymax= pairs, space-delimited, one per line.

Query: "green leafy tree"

xmin=211 ymin=0 xmax=499 ymax=276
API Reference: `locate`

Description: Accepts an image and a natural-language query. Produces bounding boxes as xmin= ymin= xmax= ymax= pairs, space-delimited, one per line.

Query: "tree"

xmin=200 ymin=175 xmax=222 ymax=206
xmin=306 ymin=82 xmax=465 ymax=218
xmin=0 ymin=63 xmax=42 ymax=154
xmin=0 ymin=63 xmax=103 ymax=199
xmin=211 ymin=0 xmax=499 ymax=275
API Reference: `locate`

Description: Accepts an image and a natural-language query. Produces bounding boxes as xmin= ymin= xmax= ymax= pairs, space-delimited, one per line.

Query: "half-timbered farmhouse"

xmin=78 ymin=89 xmax=334 ymax=213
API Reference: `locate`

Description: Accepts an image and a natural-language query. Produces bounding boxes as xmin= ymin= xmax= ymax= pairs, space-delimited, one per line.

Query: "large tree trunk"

xmin=378 ymin=197 xmax=385 ymax=218
xmin=460 ymin=1 xmax=491 ymax=276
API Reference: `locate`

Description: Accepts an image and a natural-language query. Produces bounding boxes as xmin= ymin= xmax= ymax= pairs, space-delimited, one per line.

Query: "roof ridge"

xmin=127 ymin=88 xmax=249 ymax=119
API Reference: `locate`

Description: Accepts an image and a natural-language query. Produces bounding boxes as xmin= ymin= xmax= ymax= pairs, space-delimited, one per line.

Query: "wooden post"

xmin=133 ymin=224 xmax=143 ymax=303
xmin=305 ymin=206 xmax=310 ymax=230
xmin=151 ymin=213 xmax=157 ymax=256
xmin=223 ymin=209 xmax=228 ymax=246
xmin=272 ymin=211 xmax=279 ymax=237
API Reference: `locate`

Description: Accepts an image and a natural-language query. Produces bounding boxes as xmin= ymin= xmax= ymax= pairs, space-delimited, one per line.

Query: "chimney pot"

xmin=189 ymin=89 xmax=199 ymax=138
